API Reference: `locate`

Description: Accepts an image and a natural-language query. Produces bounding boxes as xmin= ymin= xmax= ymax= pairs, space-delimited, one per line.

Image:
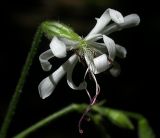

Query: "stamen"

xmin=78 ymin=68 xmax=101 ymax=134
xmin=78 ymin=105 xmax=92 ymax=134
xmin=90 ymin=71 xmax=100 ymax=95
xmin=85 ymin=89 xmax=92 ymax=103
xmin=84 ymin=68 xmax=92 ymax=102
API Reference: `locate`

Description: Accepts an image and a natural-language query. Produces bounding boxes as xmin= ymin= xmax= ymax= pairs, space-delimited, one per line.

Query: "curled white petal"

xmin=119 ymin=14 xmax=140 ymax=29
xmin=50 ymin=36 xmax=67 ymax=58
xmin=109 ymin=8 xmax=124 ymax=24
xmin=39 ymin=49 xmax=54 ymax=71
xmin=103 ymin=35 xmax=116 ymax=60
xmin=86 ymin=9 xmax=124 ymax=40
xmin=67 ymin=56 xmax=87 ymax=90
xmin=110 ymin=61 xmax=121 ymax=77
xmin=38 ymin=65 xmax=66 ymax=99
xmin=85 ymin=54 xmax=111 ymax=74
xmin=101 ymin=24 xmax=118 ymax=35
xmin=115 ymin=44 xmax=127 ymax=58
xmin=85 ymin=33 xmax=102 ymax=41
xmin=102 ymin=14 xmax=140 ymax=35
xmin=89 ymin=41 xmax=107 ymax=53
xmin=86 ymin=9 xmax=113 ymax=39
xmin=38 ymin=54 xmax=77 ymax=99
xmin=93 ymin=54 xmax=111 ymax=74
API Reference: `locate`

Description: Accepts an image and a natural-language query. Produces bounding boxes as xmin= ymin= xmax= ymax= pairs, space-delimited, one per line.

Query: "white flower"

xmin=38 ymin=8 xmax=140 ymax=100
xmin=38 ymin=8 xmax=140 ymax=133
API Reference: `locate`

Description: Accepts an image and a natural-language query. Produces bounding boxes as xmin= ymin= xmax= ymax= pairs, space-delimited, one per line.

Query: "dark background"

xmin=0 ymin=0 xmax=159 ymax=137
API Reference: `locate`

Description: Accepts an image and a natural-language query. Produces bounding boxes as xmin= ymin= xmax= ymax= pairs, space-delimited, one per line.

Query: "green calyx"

xmin=41 ymin=21 xmax=89 ymax=54
xmin=78 ymin=40 xmax=88 ymax=49
xmin=41 ymin=21 xmax=81 ymax=41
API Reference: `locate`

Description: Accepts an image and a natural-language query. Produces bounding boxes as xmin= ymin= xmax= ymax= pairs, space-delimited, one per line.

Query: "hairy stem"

xmin=13 ymin=104 xmax=78 ymax=138
xmin=0 ymin=25 xmax=43 ymax=138
xmin=13 ymin=101 xmax=106 ymax=138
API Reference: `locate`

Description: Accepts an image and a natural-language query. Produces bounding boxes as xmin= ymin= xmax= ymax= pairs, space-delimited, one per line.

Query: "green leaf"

xmin=138 ymin=118 xmax=155 ymax=138
xmin=41 ymin=21 xmax=81 ymax=41
xmin=93 ymin=107 xmax=134 ymax=130
xmin=107 ymin=109 xmax=134 ymax=130
xmin=91 ymin=115 xmax=111 ymax=138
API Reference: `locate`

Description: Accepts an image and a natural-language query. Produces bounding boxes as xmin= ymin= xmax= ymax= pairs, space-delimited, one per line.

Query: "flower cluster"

xmin=38 ymin=8 xmax=140 ymax=133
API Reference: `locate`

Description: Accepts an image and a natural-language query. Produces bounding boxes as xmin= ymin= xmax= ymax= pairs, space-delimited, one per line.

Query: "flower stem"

xmin=0 ymin=25 xmax=43 ymax=138
xmin=13 ymin=104 xmax=79 ymax=138
xmin=13 ymin=101 xmax=105 ymax=138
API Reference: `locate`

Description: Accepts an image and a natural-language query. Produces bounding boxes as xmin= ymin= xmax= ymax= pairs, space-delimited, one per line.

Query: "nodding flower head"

xmin=38 ymin=8 xmax=140 ymax=133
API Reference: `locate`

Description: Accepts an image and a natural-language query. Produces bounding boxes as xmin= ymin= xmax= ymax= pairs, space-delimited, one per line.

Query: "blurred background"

xmin=0 ymin=0 xmax=159 ymax=137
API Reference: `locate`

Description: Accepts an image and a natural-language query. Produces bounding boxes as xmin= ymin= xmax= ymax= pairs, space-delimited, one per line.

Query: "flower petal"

xmin=38 ymin=54 xmax=77 ymax=99
xmin=119 ymin=14 xmax=140 ymax=29
xmin=85 ymin=54 xmax=111 ymax=74
xmin=109 ymin=61 xmax=121 ymax=77
xmin=39 ymin=49 xmax=54 ymax=71
xmin=89 ymin=41 xmax=108 ymax=53
xmin=93 ymin=54 xmax=111 ymax=74
xmin=50 ymin=36 xmax=67 ymax=58
xmin=102 ymin=14 xmax=140 ymax=35
xmin=86 ymin=10 xmax=112 ymax=39
xmin=38 ymin=65 xmax=66 ymax=99
xmin=86 ymin=9 xmax=124 ymax=40
xmin=115 ymin=44 xmax=127 ymax=58
xmin=103 ymin=35 xmax=116 ymax=61
xmin=109 ymin=8 xmax=124 ymax=24
xmin=85 ymin=33 xmax=102 ymax=41
xmin=66 ymin=55 xmax=87 ymax=90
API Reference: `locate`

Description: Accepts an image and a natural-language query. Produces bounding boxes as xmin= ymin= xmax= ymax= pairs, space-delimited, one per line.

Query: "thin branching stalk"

xmin=13 ymin=104 xmax=79 ymax=138
xmin=14 ymin=102 xmax=106 ymax=138
xmin=0 ymin=25 xmax=43 ymax=138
